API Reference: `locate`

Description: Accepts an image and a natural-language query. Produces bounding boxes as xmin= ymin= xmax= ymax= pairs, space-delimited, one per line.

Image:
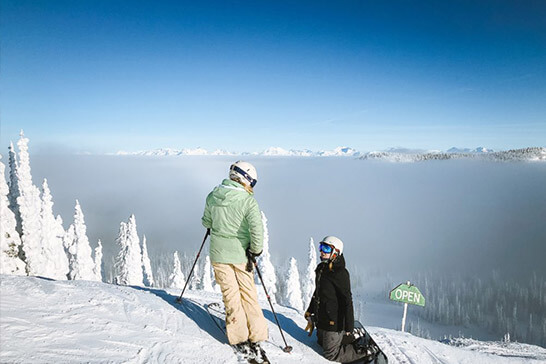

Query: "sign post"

xmin=401 ymin=302 xmax=408 ymax=332
xmin=389 ymin=281 xmax=425 ymax=332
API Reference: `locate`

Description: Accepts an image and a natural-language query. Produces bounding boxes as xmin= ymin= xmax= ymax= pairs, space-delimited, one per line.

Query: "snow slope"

xmin=1 ymin=275 xmax=545 ymax=364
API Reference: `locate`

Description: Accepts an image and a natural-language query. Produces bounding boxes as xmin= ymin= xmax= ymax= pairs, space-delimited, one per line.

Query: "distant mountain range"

xmin=115 ymin=146 xmax=360 ymax=157
xmin=115 ymin=146 xmax=546 ymax=162
xmin=360 ymin=147 xmax=545 ymax=162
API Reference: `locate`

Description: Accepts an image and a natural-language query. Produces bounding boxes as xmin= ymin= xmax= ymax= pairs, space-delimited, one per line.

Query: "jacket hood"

xmin=209 ymin=179 xmax=250 ymax=207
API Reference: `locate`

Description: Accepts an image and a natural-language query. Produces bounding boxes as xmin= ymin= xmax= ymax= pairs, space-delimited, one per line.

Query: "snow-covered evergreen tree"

xmin=7 ymin=142 xmax=21 ymax=235
xmin=39 ymin=179 xmax=69 ymax=280
xmin=256 ymin=211 xmax=277 ymax=303
xmin=152 ymin=253 xmax=170 ymax=288
xmin=285 ymin=257 xmax=303 ymax=311
xmin=168 ymin=251 xmax=185 ymax=289
xmin=113 ymin=222 xmax=128 ymax=283
xmin=141 ymin=235 xmax=155 ymax=287
xmin=16 ymin=131 xmax=45 ymax=276
xmin=114 ymin=215 xmax=144 ymax=286
xmin=302 ymin=237 xmax=318 ymax=307
xmin=189 ymin=260 xmax=202 ymax=290
xmin=93 ymin=240 xmax=103 ymax=282
xmin=202 ymin=255 xmax=214 ymax=292
xmin=64 ymin=200 xmax=96 ymax=280
xmin=106 ymin=255 xmax=115 ymax=284
xmin=0 ymin=155 xmax=26 ymax=275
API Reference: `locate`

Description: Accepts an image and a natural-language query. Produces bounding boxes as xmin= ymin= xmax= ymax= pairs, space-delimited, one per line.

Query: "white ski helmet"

xmin=229 ymin=161 xmax=258 ymax=188
xmin=320 ymin=236 xmax=344 ymax=255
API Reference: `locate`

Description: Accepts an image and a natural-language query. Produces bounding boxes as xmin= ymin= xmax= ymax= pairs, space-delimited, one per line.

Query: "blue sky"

xmin=1 ymin=0 xmax=545 ymax=153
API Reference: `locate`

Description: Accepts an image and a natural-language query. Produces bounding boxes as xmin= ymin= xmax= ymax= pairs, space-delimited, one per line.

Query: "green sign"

xmin=389 ymin=283 xmax=425 ymax=307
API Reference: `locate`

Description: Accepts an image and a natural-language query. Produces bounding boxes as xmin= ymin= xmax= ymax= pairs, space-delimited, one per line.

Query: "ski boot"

xmin=233 ymin=340 xmax=252 ymax=356
xmin=248 ymin=341 xmax=269 ymax=364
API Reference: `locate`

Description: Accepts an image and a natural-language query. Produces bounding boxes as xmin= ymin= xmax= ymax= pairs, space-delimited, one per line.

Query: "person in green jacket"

xmin=202 ymin=161 xmax=268 ymax=357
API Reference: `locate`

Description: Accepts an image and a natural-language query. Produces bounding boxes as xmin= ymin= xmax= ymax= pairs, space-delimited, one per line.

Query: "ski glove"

xmin=246 ymin=249 xmax=262 ymax=262
xmin=245 ymin=249 xmax=262 ymax=272
xmin=341 ymin=332 xmax=355 ymax=345
xmin=304 ymin=312 xmax=315 ymax=336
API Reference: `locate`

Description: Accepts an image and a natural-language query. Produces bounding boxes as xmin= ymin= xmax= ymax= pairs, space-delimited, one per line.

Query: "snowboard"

xmin=205 ymin=302 xmax=271 ymax=364
xmin=348 ymin=320 xmax=388 ymax=364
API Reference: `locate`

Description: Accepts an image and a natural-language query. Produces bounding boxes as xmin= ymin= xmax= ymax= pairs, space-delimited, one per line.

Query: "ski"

xmin=350 ymin=320 xmax=388 ymax=364
xmin=205 ymin=302 xmax=271 ymax=364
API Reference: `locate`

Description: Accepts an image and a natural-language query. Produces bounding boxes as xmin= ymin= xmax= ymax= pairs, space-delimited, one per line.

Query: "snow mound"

xmin=1 ymin=275 xmax=544 ymax=363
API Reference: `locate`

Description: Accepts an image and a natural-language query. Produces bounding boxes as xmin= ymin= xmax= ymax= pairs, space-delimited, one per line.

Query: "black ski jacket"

xmin=306 ymin=254 xmax=354 ymax=333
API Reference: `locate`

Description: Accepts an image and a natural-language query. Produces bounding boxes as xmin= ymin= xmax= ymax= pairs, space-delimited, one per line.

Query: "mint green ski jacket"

xmin=202 ymin=179 xmax=264 ymax=264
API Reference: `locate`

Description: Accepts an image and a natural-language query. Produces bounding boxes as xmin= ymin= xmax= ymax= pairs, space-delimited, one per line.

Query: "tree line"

xmin=0 ymin=131 xmax=318 ymax=311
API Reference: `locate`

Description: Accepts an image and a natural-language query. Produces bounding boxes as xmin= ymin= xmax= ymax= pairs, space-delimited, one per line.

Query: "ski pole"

xmin=176 ymin=229 xmax=210 ymax=303
xmin=253 ymin=261 xmax=293 ymax=353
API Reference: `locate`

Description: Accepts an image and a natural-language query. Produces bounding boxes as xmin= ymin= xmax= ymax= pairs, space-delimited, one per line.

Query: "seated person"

xmin=305 ymin=236 xmax=377 ymax=363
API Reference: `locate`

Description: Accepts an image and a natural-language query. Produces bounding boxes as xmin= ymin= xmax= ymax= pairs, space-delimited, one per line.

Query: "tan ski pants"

xmin=212 ymin=263 xmax=268 ymax=345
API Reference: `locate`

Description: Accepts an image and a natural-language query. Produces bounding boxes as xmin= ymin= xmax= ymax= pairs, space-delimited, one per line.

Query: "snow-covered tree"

xmin=16 ymin=131 xmax=44 ymax=276
xmin=64 ymin=200 xmax=96 ymax=280
xmin=141 ymin=235 xmax=154 ymax=287
xmin=189 ymin=260 xmax=202 ymax=290
xmin=7 ymin=142 xmax=21 ymax=235
xmin=302 ymin=237 xmax=318 ymax=307
xmin=256 ymin=211 xmax=277 ymax=303
xmin=114 ymin=215 xmax=143 ymax=286
xmin=152 ymin=253 xmax=170 ymax=288
xmin=0 ymin=155 xmax=26 ymax=275
xmin=105 ymin=255 xmax=115 ymax=284
xmin=93 ymin=239 xmax=103 ymax=282
xmin=168 ymin=251 xmax=185 ymax=289
xmin=285 ymin=257 xmax=303 ymax=311
xmin=39 ymin=179 xmax=69 ymax=280
xmin=201 ymin=255 xmax=214 ymax=292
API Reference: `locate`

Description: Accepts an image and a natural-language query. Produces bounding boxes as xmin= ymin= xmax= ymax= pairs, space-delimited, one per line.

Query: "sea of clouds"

xmin=28 ymin=154 xmax=546 ymax=284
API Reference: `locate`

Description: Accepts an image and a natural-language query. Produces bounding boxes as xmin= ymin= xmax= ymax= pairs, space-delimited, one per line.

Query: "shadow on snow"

xmin=262 ymin=307 xmax=322 ymax=354
xmin=130 ymin=286 xmax=228 ymax=345
xmin=129 ymin=285 xmax=322 ymax=355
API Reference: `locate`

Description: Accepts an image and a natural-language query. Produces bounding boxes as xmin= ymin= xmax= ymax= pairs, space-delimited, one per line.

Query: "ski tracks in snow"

xmin=422 ymin=346 xmax=450 ymax=364
xmin=373 ymin=330 xmax=463 ymax=364
xmin=369 ymin=328 xmax=536 ymax=364
xmin=373 ymin=331 xmax=413 ymax=364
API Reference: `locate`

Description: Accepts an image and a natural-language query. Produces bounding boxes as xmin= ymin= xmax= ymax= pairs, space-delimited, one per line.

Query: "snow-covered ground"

xmin=2 ymin=275 xmax=545 ymax=363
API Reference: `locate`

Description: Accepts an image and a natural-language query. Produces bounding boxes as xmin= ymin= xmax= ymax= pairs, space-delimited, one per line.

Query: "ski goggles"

xmin=230 ymin=165 xmax=257 ymax=188
xmin=319 ymin=243 xmax=334 ymax=254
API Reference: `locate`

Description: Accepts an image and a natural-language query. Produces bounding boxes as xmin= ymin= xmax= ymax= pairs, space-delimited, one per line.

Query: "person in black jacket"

xmin=304 ymin=236 xmax=374 ymax=363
